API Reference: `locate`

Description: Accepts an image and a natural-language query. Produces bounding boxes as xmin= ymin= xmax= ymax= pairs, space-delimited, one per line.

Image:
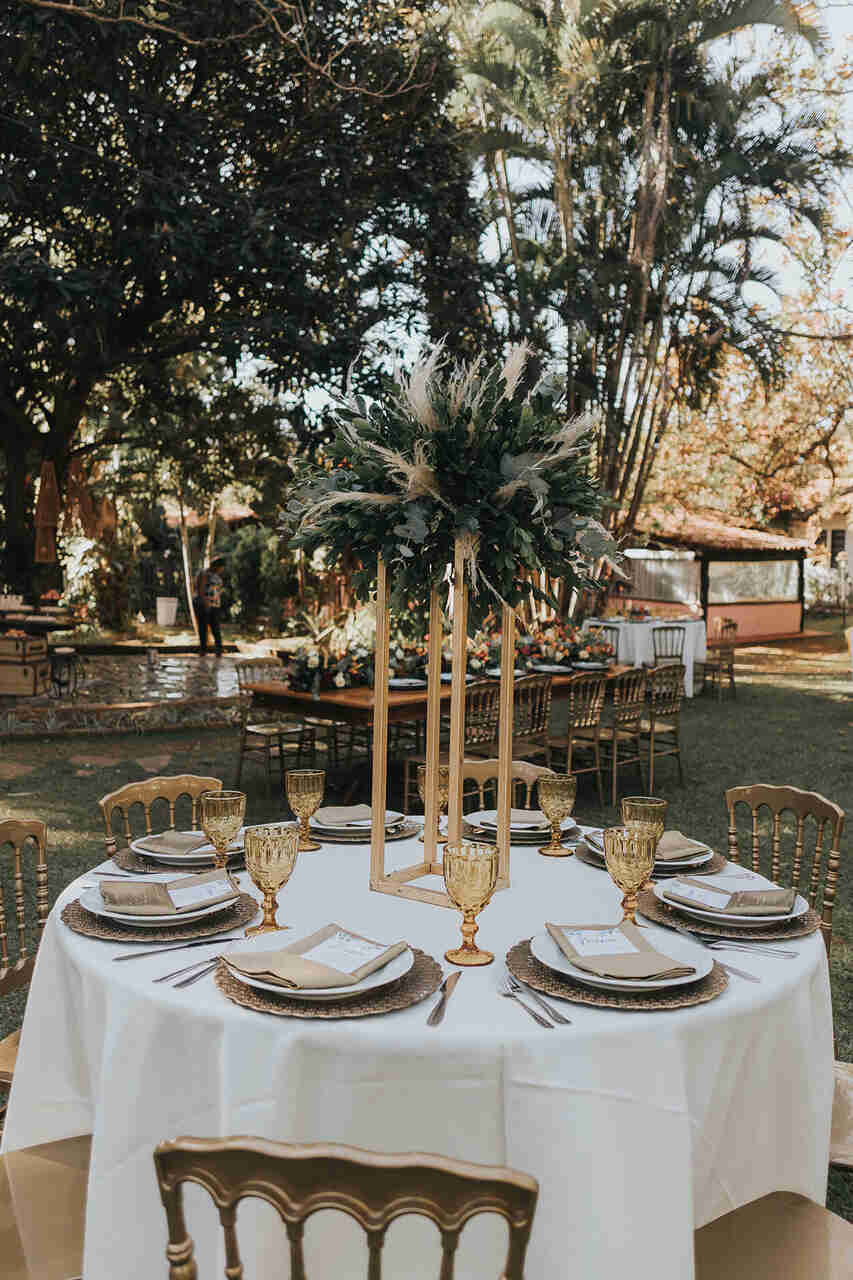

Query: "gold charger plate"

xmin=575 ymin=842 xmax=727 ymax=877
xmin=214 ymin=948 xmax=442 ymax=1018
xmin=506 ymin=939 xmax=728 ymax=1011
xmin=310 ymin=819 xmax=422 ymax=845
xmin=113 ymin=847 xmax=245 ymax=874
xmin=637 ymin=888 xmax=822 ymax=941
xmin=61 ymin=893 xmax=258 ymax=942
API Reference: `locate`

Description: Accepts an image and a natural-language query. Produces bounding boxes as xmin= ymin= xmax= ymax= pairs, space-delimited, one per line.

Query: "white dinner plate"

xmin=440 ymin=672 xmax=477 ymax=683
xmin=78 ymin=885 xmax=239 ymax=926
xmin=572 ymin=661 xmax=610 ymax=670
xmin=529 ymin=929 xmax=713 ymax=993
xmin=388 ymin=677 xmax=428 ymax=688
xmin=223 ymin=944 xmax=414 ymax=1001
xmin=528 ymin=662 xmax=573 ymax=674
xmin=129 ymin=829 xmax=245 ymax=866
xmin=583 ymin=833 xmax=713 ymax=869
xmin=484 ymin=668 xmax=526 ymax=679
xmin=469 ymin=809 xmax=576 ymax=835
xmin=652 ymin=881 xmax=809 ymax=926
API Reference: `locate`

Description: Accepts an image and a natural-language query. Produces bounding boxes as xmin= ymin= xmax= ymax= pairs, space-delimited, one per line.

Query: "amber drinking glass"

xmin=537 ymin=773 xmax=577 ymax=857
xmin=442 ymin=841 xmax=499 ymax=966
xmin=244 ymin=823 xmax=300 ymax=937
xmin=603 ymin=826 xmax=657 ymax=924
xmin=285 ymin=769 xmax=325 ymax=851
xmin=621 ymin=796 xmax=667 ymax=889
xmin=417 ymin=764 xmax=450 ymax=845
xmin=200 ymin=790 xmax=246 ymax=870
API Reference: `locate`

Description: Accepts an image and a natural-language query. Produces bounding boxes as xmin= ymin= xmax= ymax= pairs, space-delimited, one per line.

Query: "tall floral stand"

xmin=370 ymin=540 xmax=514 ymax=906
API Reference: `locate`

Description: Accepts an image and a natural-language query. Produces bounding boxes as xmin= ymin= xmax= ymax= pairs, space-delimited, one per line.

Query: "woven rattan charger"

xmin=636 ymin=888 xmax=822 ymax=941
xmin=61 ymin=893 xmax=258 ymax=943
xmin=308 ymin=820 xmax=422 ymax=846
xmin=214 ymin=948 xmax=442 ymax=1019
xmin=506 ymin=940 xmax=729 ymax=1011
xmin=113 ymin=847 xmax=246 ymax=874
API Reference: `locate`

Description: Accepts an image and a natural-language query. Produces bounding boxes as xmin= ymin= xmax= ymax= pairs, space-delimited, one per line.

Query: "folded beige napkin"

xmin=99 ymin=869 xmax=239 ymax=916
xmin=314 ymin=805 xmax=372 ymax=826
xmin=655 ymin=831 xmax=709 ymax=862
xmin=225 ymin=923 xmax=408 ymax=990
xmin=482 ymin=809 xmax=549 ymax=829
xmin=133 ymin=831 xmax=210 ymax=857
xmin=663 ymin=876 xmax=796 ymax=916
xmin=545 ymin=921 xmax=696 ymax=980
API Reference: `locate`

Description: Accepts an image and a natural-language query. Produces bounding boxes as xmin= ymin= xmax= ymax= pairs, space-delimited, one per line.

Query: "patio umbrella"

xmin=34 ymin=461 xmax=60 ymax=563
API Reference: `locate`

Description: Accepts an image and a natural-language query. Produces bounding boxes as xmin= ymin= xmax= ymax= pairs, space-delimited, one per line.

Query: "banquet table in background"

xmin=2 ymin=835 xmax=833 ymax=1280
xmin=584 ymin=617 xmax=707 ymax=696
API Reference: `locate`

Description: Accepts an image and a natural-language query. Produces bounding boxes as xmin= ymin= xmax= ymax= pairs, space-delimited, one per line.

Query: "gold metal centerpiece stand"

xmin=370 ymin=539 xmax=515 ymax=907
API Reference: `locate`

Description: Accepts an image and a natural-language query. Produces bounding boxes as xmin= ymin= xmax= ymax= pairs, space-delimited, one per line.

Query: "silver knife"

xmin=717 ymin=961 xmax=761 ymax=984
xmin=427 ymin=971 xmax=461 ymax=1026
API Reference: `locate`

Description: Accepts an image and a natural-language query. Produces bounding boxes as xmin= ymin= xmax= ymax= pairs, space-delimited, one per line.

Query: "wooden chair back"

xmin=651 ymin=626 xmax=686 ymax=663
xmin=154 ymin=1136 xmax=539 ymax=1280
xmin=725 ymin=784 xmax=844 ymax=951
xmin=512 ymin=675 xmax=552 ymax=739
xmin=646 ymin=664 xmax=685 ymax=719
xmin=0 ymin=821 xmax=49 ymax=998
xmin=463 ymin=680 xmax=502 ymax=750
xmin=566 ymin=673 xmax=606 ymax=731
xmin=610 ymin=668 xmax=647 ymax=732
xmin=99 ymin=775 xmax=222 ymax=857
xmin=461 ymin=759 xmax=553 ymax=810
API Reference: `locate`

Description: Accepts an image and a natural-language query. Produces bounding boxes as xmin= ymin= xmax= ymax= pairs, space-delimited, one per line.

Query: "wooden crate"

xmin=0 ymin=635 xmax=47 ymax=661
xmin=0 ymin=660 xmax=51 ymax=696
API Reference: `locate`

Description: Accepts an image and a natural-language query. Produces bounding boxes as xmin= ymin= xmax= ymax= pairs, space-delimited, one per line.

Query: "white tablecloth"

xmin=3 ymin=837 xmax=833 ymax=1279
xmin=585 ymin=618 xmax=707 ymax=695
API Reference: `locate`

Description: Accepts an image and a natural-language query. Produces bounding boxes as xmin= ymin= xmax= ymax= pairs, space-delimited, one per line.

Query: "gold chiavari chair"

xmin=461 ymin=759 xmax=554 ymax=811
xmin=507 ymin=674 xmax=553 ymax=765
xmin=402 ymin=680 xmax=502 ymax=814
xmin=154 ymin=1136 xmax=539 ymax=1280
xmin=547 ymin=673 xmax=607 ymax=806
xmin=640 ymin=663 xmax=685 ymax=791
xmin=587 ymin=667 xmax=647 ymax=807
xmin=651 ymin=624 xmax=686 ymax=666
xmin=1 ymin=1134 xmax=91 ymax=1280
xmin=98 ymin=775 xmax=222 ymax=860
xmin=0 ymin=820 xmax=50 ymax=1127
xmin=703 ymin=619 xmax=737 ymax=700
xmin=726 ymin=783 xmax=852 ymax=1175
xmin=234 ymin=658 xmax=316 ymax=798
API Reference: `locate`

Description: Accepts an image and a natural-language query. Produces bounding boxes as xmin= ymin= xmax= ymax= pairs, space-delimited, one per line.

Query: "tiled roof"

xmin=635 ymin=505 xmax=809 ymax=554
xmin=163 ymin=500 xmax=256 ymax=529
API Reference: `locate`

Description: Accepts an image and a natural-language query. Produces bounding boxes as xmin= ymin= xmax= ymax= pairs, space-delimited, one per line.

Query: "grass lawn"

xmin=1 ymin=634 xmax=851 ymax=1216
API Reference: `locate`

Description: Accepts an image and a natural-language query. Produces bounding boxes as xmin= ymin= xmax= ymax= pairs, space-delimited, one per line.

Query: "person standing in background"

xmin=195 ymin=555 xmax=226 ymax=656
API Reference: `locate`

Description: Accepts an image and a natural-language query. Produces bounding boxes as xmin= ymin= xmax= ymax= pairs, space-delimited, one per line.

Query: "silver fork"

xmin=154 ymin=954 xmax=223 ymax=984
xmin=656 ymin=916 xmax=796 ymax=958
xmin=506 ymin=972 xmax=572 ymax=1025
xmin=499 ymin=976 xmax=553 ymax=1028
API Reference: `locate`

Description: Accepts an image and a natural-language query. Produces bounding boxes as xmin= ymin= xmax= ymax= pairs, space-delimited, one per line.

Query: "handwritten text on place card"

xmin=562 ymin=929 xmax=640 ymax=957
xmin=669 ymin=883 xmax=733 ymax=909
xmin=305 ymin=931 xmax=388 ymax=972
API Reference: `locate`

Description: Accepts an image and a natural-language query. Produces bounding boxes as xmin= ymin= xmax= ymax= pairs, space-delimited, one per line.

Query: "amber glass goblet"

xmin=537 ymin=773 xmax=577 ymax=857
xmin=199 ymin=790 xmax=246 ymax=870
xmin=443 ymin=841 xmax=499 ymax=966
xmin=417 ymin=764 xmax=450 ymax=845
xmin=602 ymin=826 xmax=657 ymax=924
xmin=243 ymin=823 xmax=300 ymax=937
xmin=285 ymin=769 xmax=324 ymax=851
xmin=621 ymin=796 xmax=667 ymax=889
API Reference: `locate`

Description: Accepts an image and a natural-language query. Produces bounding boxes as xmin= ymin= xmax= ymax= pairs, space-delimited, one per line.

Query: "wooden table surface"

xmin=247 ymin=666 xmax=630 ymax=726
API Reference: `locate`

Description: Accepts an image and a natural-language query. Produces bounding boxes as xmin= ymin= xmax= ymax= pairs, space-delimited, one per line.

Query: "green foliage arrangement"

xmin=289 ymin=342 xmax=617 ymax=614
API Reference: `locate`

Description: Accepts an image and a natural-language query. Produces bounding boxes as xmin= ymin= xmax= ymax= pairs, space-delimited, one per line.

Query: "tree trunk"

xmin=1 ymin=442 xmax=35 ymax=596
xmin=204 ymin=495 xmax=218 ymax=564
xmin=177 ymin=489 xmax=199 ymax=638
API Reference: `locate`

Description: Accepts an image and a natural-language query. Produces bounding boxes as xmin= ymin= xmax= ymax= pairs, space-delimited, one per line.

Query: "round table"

xmin=584 ymin=618 xmax=707 ymax=695
xmin=2 ymin=835 xmax=833 ymax=1280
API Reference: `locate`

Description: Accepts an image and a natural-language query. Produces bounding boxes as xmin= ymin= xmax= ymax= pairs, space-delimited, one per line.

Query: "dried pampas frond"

xmin=396 ymin=339 xmax=446 ymax=431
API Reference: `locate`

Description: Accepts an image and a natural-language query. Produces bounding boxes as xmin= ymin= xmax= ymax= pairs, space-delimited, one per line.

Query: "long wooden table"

xmin=247 ymin=667 xmax=630 ymax=727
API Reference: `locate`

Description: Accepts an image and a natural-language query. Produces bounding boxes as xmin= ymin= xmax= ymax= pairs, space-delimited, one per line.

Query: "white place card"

xmin=168 ymin=878 xmax=235 ymax=910
xmin=304 ymin=930 xmax=390 ymax=973
xmin=560 ymin=928 xmax=640 ymax=957
xmin=668 ymin=882 xmax=733 ymax=909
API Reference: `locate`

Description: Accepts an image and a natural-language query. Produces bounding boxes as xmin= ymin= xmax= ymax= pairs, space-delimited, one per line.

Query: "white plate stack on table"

xmin=307 ymin=805 xmax=419 ymax=843
xmin=388 ymin=676 xmax=428 ymax=688
xmin=530 ymin=922 xmax=712 ymax=995
xmin=583 ymin=828 xmax=713 ymax=874
xmin=129 ymin=828 xmax=246 ymax=868
xmin=463 ymin=809 xmax=580 ymax=846
xmin=80 ymin=870 xmax=241 ymax=926
xmin=221 ymin=925 xmax=414 ymax=1003
xmin=653 ymin=871 xmax=808 ymax=927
